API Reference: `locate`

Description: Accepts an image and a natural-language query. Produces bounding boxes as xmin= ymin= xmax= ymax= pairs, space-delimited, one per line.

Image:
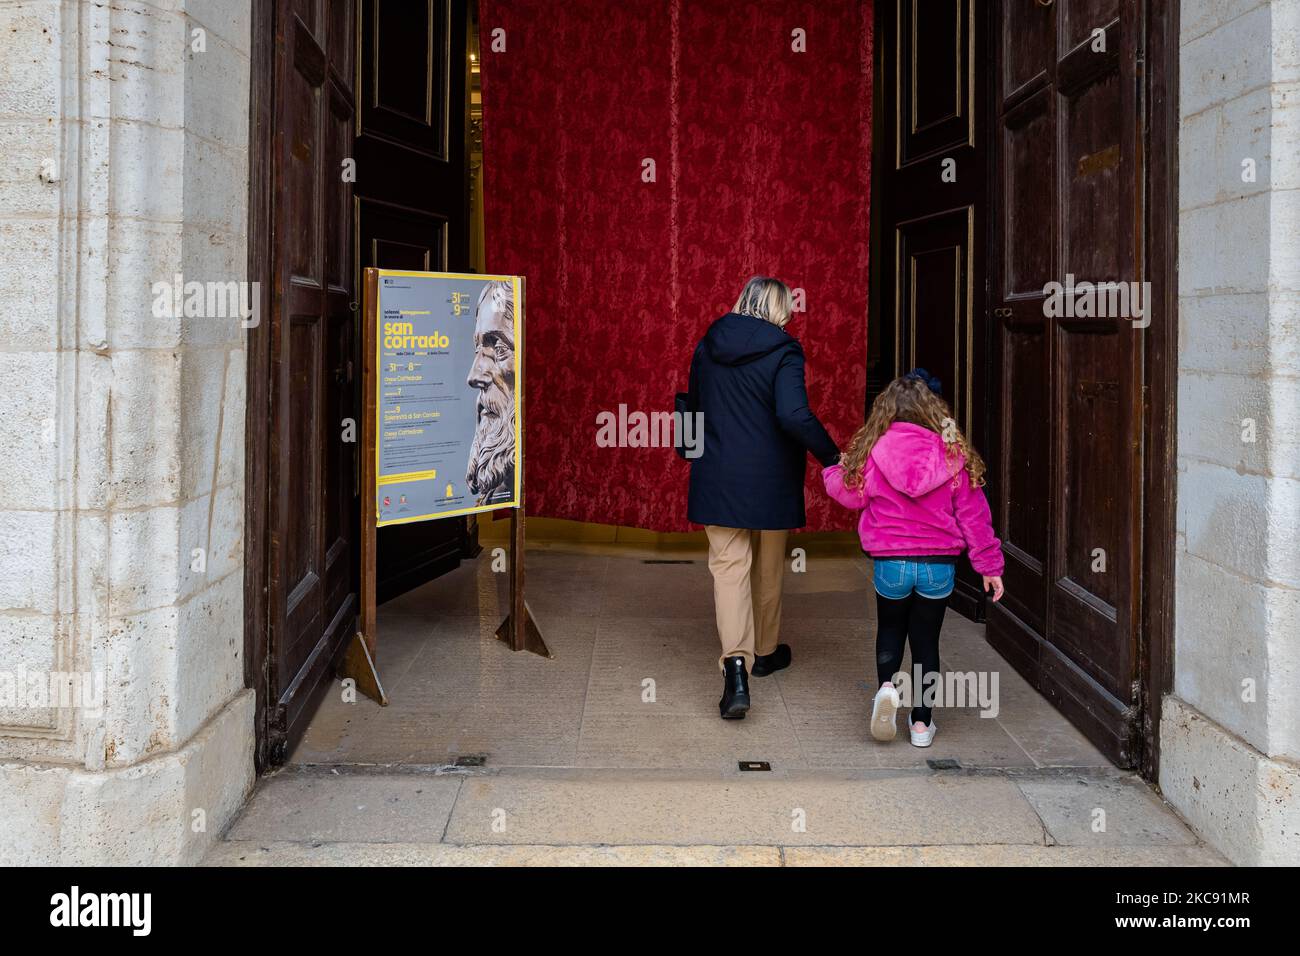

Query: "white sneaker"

xmin=909 ymin=719 xmax=937 ymax=748
xmin=870 ymin=684 xmax=901 ymax=741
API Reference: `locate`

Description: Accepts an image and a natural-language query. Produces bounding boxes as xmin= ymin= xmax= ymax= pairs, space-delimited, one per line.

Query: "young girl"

xmin=821 ymin=370 xmax=1004 ymax=747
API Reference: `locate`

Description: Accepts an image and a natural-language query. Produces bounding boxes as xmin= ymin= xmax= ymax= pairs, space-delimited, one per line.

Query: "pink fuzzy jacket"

xmin=821 ymin=422 xmax=1004 ymax=576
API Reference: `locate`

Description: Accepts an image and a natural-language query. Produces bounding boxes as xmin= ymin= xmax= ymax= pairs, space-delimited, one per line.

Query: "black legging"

xmin=875 ymin=592 xmax=947 ymax=726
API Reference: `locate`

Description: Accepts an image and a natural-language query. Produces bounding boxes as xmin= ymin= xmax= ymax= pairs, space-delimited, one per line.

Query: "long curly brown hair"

xmin=839 ymin=375 xmax=986 ymax=490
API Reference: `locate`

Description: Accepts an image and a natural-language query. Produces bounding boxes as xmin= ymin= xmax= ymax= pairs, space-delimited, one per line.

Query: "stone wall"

xmin=1164 ymin=0 xmax=1300 ymax=865
xmin=0 ymin=0 xmax=254 ymax=864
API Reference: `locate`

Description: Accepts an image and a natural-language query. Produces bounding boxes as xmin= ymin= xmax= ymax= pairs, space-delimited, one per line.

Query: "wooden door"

xmin=870 ymin=0 xmax=990 ymax=620
xmin=356 ymin=0 xmax=474 ymax=604
xmin=261 ymin=0 xmax=361 ymax=762
xmin=986 ymin=0 xmax=1144 ymax=766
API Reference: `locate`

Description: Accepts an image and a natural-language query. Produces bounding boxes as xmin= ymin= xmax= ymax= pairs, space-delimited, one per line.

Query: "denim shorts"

xmin=872 ymin=558 xmax=956 ymax=600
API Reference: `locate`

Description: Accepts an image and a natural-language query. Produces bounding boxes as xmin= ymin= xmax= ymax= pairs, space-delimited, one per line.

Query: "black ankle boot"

xmin=719 ymin=656 xmax=750 ymax=719
xmin=751 ymin=643 xmax=791 ymax=677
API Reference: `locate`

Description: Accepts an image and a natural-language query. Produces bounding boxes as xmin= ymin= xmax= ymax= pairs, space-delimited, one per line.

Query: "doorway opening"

xmin=248 ymin=0 xmax=1175 ymax=780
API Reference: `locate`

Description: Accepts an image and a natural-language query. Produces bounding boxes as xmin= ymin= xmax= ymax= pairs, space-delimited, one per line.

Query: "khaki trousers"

xmin=705 ymin=525 xmax=789 ymax=671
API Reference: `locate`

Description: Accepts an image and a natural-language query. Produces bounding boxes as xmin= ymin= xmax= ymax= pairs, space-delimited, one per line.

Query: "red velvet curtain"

xmin=480 ymin=0 xmax=873 ymax=532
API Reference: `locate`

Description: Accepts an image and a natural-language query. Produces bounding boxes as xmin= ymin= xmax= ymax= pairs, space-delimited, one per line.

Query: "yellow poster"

xmin=374 ymin=270 xmax=523 ymax=527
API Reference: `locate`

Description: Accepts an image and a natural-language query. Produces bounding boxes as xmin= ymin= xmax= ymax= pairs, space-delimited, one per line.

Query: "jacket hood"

xmin=702 ymin=312 xmax=796 ymax=366
xmin=869 ymin=422 xmax=963 ymax=497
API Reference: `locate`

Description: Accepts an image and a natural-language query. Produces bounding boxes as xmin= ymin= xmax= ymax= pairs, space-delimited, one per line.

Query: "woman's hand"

xmin=982 ymin=575 xmax=1004 ymax=602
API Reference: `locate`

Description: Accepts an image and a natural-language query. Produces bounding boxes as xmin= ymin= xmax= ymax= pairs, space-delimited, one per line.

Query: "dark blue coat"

xmin=686 ymin=312 xmax=839 ymax=530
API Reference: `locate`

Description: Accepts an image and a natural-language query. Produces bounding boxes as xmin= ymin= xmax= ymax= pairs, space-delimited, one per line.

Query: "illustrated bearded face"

xmin=466 ymin=281 xmax=516 ymax=503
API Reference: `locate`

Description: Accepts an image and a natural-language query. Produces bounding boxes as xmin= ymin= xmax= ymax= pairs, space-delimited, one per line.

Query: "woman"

xmin=685 ymin=276 xmax=840 ymax=719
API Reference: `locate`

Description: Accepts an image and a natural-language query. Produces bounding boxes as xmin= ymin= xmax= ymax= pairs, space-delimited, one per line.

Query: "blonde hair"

xmin=840 ymin=375 xmax=987 ymax=490
xmin=733 ymin=275 xmax=793 ymax=328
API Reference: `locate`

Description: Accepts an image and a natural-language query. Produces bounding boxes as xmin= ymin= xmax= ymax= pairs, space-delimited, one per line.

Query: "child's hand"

xmin=982 ymin=576 xmax=1004 ymax=602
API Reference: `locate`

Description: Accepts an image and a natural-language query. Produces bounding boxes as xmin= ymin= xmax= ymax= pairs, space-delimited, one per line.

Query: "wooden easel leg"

xmin=339 ymin=265 xmax=388 ymax=703
xmin=495 ymin=509 xmax=552 ymax=658
xmin=495 ymin=601 xmax=551 ymax=658
xmin=340 ymin=630 xmax=389 ymax=705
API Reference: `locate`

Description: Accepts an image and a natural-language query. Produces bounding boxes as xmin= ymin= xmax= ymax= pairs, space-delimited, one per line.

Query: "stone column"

xmin=1165 ymin=0 xmax=1300 ymax=866
xmin=0 ymin=0 xmax=254 ymax=865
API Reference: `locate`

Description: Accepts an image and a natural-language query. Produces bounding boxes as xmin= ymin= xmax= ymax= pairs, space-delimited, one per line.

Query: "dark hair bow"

xmin=904 ymin=367 xmax=943 ymax=397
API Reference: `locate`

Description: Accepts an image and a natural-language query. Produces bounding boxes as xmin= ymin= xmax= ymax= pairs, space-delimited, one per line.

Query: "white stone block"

xmin=0 ymin=0 xmax=62 ymax=119
xmin=1264 ymin=374 xmax=1300 ymax=477
xmin=106 ymin=218 xmax=185 ymax=350
xmin=108 ymin=349 xmax=182 ymax=508
xmin=0 ymin=351 xmax=60 ymax=512
xmin=108 ymin=120 xmax=184 ymax=223
xmin=174 ymin=569 xmax=243 ymax=741
xmin=0 ymin=688 xmax=254 ymax=865
xmin=182 ymin=133 xmax=249 ymax=234
xmin=103 ymin=0 xmax=187 ymax=129
xmin=184 ymin=0 xmax=252 ymax=56
xmin=176 ymin=485 xmax=243 ymax=604
xmin=1178 ymin=192 xmax=1270 ymax=295
xmin=0 ymin=512 xmax=58 ymax=616
xmin=183 ymin=26 xmax=251 ymax=145
xmin=73 ymin=350 xmax=113 ymax=512
xmin=1269 ymin=181 xmax=1300 ymax=292
xmin=217 ymin=346 xmax=247 ymax=489
xmin=1179 ymin=0 xmax=1263 ymax=47
xmin=0 ymin=220 xmax=61 ymax=351
xmin=1180 ymin=456 xmax=1299 ymax=585
xmin=0 ymin=613 xmax=61 ymax=733
xmin=1268 ymin=81 xmax=1300 ymax=193
xmin=177 ymin=493 xmax=213 ymax=604
xmin=1178 ymin=85 xmax=1271 ymax=212
xmin=1177 ymin=369 xmax=1296 ymax=477
xmin=179 ymin=227 xmax=248 ymax=347
xmin=0 ymin=749 xmax=66 ymax=863
xmin=206 ymin=480 xmax=244 ymax=584
xmin=73 ymin=511 xmax=109 ymax=620
xmin=1175 ymin=523 xmax=1300 ymax=762
xmin=0 ymin=119 xmax=64 ymax=219
xmin=1263 ymin=581 xmax=1300 ymax=761
xmin=1180 ymin=3 xmax=1271 ymax=119
xmin=1177 ymin=292 xmax=1271 ymax=377
xmin=1160 ymin=695 xmax=1300 ymax=866
xmin=1272 ymin=2 xmax=1300 ymax=86
xmin=108 ymin=504 xmax=182 ymax=615
xmin=65 ymin=206 xmax=110 ymax=352
xmin=92 ymin=599 xmax=179 ymax=766
xmin=93 ymin=566 xmax=246 ymax=764
xmin=178 ymin=345 xmax=233 ymax=501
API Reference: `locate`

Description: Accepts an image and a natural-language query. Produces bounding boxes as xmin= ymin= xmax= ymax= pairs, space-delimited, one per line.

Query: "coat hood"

xmin=702 ymin=312 xmax=797 ymax=366
xmin=869 ymin=422 xmax=963 ymax=497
